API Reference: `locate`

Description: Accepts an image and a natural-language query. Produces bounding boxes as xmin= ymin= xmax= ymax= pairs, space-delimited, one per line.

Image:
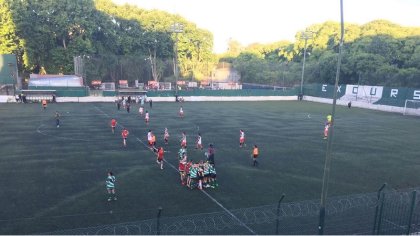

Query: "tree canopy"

xmin=226 ymin=20 xmax=420 ymax=88
xmin=1 ymin=0 xmax=419 ymax=88
xmin=0 ymin=0 xmax=216 ymax=85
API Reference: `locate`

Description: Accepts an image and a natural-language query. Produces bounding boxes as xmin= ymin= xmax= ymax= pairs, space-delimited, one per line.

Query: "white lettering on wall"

xmin=414 ymin=90 xmax=420 ymax=100
xmin=370 ymin=87 xmax=377 ymax=95
xmin=322 ymin=85 xmax=327 ymax=92
xmin=390 ymin=89 xmax=398 ymax=98
xmin=337 ymin=85 xmax=341 ymax=93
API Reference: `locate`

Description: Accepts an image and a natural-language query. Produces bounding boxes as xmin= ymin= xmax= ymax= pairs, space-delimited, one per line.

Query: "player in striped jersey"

xmin=208 ymin=164 xmax=218 ymax=188
xmin=189 ymin=163 xmax=199 ymax=189
xmin=203 ymin=161 xmax=211 ymax=188
xmin=106 ymin=171 xmax=117 ymax=201
xmin=145 ymin=111 xmax=149 ymax=124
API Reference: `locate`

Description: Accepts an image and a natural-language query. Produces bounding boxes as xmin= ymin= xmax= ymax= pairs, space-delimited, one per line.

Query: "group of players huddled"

xmin=177 ymin=147 xmax=218 ymax=189
xmin=111 ymin=102 xmax=221 ymax=190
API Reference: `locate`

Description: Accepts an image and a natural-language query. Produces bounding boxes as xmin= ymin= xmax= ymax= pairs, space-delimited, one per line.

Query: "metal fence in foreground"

xmin=44 ymin=186 xmax=419 ymax=235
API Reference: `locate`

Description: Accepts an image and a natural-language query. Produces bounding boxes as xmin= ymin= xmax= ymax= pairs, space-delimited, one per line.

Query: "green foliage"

xmin=1 ymin=0 xmax=215 ymax=84
xmin=2 ymin=0 xmax=420 ymax=88
xmin=227 ymin=20 xmax=420 ymax=88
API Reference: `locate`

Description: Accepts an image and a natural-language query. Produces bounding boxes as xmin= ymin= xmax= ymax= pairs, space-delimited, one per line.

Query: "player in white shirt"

xmin=196 ymin=133 xmax=203 ymax=150
xmin=164 ymin=128 xmax=170 ymax=145
xmin=180 ymin=131 xmax=187 ymax=148
xmin=179 ymin=106 xmax=184 ymax=118
xmin=139 ymin=106 xmax=144 ymax=116
xmin=239 ymin=129 xmax=246 ymax=147
xmin=145 ymin=111 xmax=149 ymax=124
xmin=147 ymin=130 xmax=153 ymax=147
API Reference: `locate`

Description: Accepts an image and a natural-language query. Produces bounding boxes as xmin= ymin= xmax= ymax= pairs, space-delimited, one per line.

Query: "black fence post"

xmin=376 ymin=192 xmax=386 ymax=234
xmin=275 ymin=194 xmax=286 ymax=235
xmin=156 ymin=207 xmax=162 ymax=235
xmin=372 ymin=183 xmax=387 ymax=235
xmin=406 ymin=190 xmax=417 ymax=235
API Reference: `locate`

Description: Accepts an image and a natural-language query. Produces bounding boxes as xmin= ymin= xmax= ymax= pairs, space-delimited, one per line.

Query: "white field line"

xmin=94 ymin=105 xmax=256 ymax=235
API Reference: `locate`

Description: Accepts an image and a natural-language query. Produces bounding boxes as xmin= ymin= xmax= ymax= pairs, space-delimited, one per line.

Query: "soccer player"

xmin=179 ymin=106 xmax=184 ymax=118
xmin=42 ymin=99 xmax=47 ymax=110
xmin=185 ymin=160 xmax=193 ymax=188
xmin=239 ymin=129 xmax=246 ymax=147
xmin=151 ymin=134 xmax=157 ymax=149
xmin=164 ymin=128 xmax=169 ymax=145
xmin=121 ymin=128 xmax=129 ymax=147
xmin=196 ymin=133 xmax=203 ymax=150
xmin=207 ymin=144 xmax=215 ymax=166
xmin=145 ymin=111 xmax=149 ymax=124
xmin=110 ymin=118 xmax=117 ymax=134
xmin=126 ymin=103 xmax=130 ymax=113
xmin=180 ymin=131 xmax=187 ymax=148
xmin=116 ymin=99 xmax=121 ymax=110
xmin=203 ymin=161 xmax=210 ymax=188
xmin=106 ymin=171 xmax=117 ymax=201
xmin=208 ymin=163 xmax=218 ymax=188
xmin=197 ymin=160 xmax=204 ymax=190
xmin=179 ymin=152 xmax=187 ymax=185
xmin=55 ymin=111 xmax=60 ymax=128
xmin=252 ymin=144 xmax=259 ymax=167
xmin=189 ymin=162 xmax=198 ymax=189
xmin=323 ymin=123 xmax=329 ymax=140
xmin=139 ymin=106 xmax=144 ymax=116
xmin=147 ymin=130 xmax=153 ymax=147
xmin=326 ymin=113 xmax=332 ymax=126
xmin=156 ymin=146 xmax=164 ymax=169
xmin=178 ymin=146 xmax=187 ymax=160
xmin=122 ymin=98 xmax=126 ymax=109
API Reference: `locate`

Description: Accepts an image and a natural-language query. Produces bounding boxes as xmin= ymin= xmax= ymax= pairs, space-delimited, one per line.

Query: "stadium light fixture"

xmin=170 ymin=22 xmax=184 ymax=95
xmin=299 ymin=30 xmax=316 ymax=98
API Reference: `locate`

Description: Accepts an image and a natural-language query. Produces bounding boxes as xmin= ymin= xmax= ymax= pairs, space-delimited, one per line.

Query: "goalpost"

xmin=403 ymin=100 xmax=420 ymax=116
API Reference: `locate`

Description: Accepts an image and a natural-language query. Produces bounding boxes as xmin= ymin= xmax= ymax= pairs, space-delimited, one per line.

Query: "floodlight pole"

xmin=170 ymin=23 xmax=183 ymax=96
xmin=318 ymin=0 xmax=344 ymax=234
xmin=299 ymin=31 xmax=314 ymax=97
xmin=7 ymin=62 xmax=16 ymax=95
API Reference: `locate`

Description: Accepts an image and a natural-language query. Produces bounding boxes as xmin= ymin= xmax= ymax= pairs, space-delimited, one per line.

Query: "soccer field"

xmin=1 ymin=101 xmax=420 ymax=234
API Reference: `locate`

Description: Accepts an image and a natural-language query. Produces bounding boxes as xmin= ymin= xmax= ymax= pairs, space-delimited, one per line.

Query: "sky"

xmin=112 ymin=0 xmax=420 ymax=53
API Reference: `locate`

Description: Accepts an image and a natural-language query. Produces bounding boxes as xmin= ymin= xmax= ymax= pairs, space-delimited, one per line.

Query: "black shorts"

xmin=210 ymin=174 xmax=216 ymax=179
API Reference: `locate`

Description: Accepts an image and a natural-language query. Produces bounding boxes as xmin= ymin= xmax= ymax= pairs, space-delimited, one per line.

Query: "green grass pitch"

xmin=0 ymin=101 xmax=419 ymax=234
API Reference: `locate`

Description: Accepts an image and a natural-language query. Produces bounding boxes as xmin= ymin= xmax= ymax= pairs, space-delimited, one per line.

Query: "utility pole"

xmin=318 ymin=0 xmax=345 ymax=234
xmin=170 ymin=23 xmax=184 ymax=96
xmin=299 ymin=31 xmax=315 ymax=98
